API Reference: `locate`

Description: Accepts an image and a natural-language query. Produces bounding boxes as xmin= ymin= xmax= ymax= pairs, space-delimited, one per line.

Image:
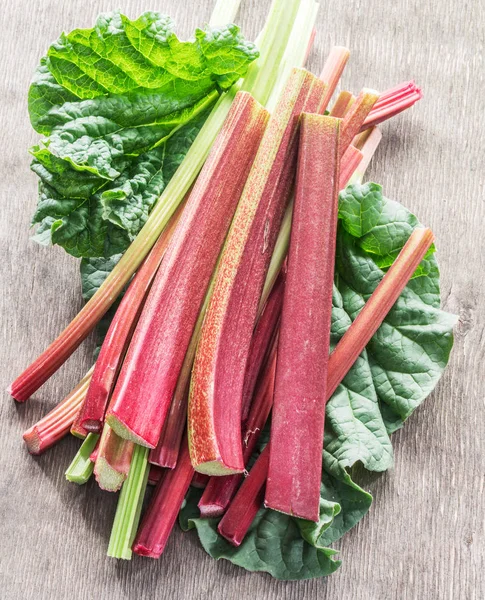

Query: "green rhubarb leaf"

xmin=180 ymin=487 xmax=341 ymax=581
xmin=334 ymin=183 xmax=457 ymax=436
xmin=31 ymin=110 xmax=208 ymax=258
xmin=28 ymin=10 xmax=258 ymax=257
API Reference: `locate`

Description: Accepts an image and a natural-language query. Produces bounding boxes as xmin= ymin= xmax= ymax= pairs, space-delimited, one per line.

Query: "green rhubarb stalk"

xmin=209 ymin=0 xmax=242 ymax=26
xmin=107 ymin=445 xmax=149 ymax=560
xmin=9 ymin=0 xmax=303 ymax=403
xmin=266 ymin=0 xmax=320 ymax=111
xmin=65 ymin=433 xmax=100 ymax=485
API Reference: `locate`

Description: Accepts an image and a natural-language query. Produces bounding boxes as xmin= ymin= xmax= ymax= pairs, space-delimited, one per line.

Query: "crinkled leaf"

xmin=31 ymin=111 xmax=207 ymax=257
xmin=28 ymin=10 xmax=258 ymax=257
xmin=180 ymin=487 xmax=341 ymax=581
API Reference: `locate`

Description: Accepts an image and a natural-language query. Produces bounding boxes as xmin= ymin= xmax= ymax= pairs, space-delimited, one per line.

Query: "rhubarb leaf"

xmin=28 ymin=11 xmax=258 ymax=258
xmin=31 ymin=110 xmax=209 ymax=258
xmin=180 ymin=487 xmax=341 ymax=581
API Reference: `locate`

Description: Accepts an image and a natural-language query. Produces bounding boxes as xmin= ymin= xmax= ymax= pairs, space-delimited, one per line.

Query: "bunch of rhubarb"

xmin=10 ymin=0 xmax=456 ymax=582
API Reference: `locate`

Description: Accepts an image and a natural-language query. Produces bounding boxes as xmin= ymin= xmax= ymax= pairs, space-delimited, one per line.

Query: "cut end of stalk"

xmin=193 ymin=459 xmax=243 ymax=477
xmin=198 ymin=501 xmax=225 ymax=519
xmin=105 ymin=413 xmax=153 ymax=449
xmin=131 ymin=543 xmax=159 ymax=559
xmin=82 ymin=419 xmax=102 ymax=433
xmin=94 ymin=458 xmax=126 ymax=492
xmin=23 ymin=427 xmax=42 ymax=455
xmin=217 ymin=525 xmax=243 ymax=547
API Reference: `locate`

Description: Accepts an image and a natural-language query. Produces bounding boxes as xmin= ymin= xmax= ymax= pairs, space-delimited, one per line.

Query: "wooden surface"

xmin=1 ymin=0 xmax=483 ymax=598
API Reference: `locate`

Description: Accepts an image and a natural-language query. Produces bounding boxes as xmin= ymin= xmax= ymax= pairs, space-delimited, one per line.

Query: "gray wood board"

xmin=0 ymin=0 xmax=483 ymax=598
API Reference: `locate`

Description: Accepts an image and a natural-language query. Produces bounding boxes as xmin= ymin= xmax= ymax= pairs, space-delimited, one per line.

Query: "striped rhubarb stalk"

xmin=265 ymin=114 xmax=341 ymax=521
xmin=221 ymin=227 xmax=435 ymax=544
xmin=361 ymin=80 xmax=422 ymax=131
xmin=188 ymin=68 xmax=329 ymax=476
xmin=105 ymin=92 xmax=269 ymax=449
xmin=133 ymin=436 xmax=194 ymax=558
xmin=78 ymin=203 xmax=184 ymax=434
xmin=23 ymin=368 xmax=93 ymax=455
xmin=198 ymin=341 xmax=277 ymax=518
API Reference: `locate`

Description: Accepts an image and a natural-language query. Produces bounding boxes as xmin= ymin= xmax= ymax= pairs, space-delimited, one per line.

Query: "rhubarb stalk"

xmin=326 ymin=227 xmax=435 ymax=397
xmin=241 ymin=271 xmax=285 ymax=422
xmin=23 ymin=368 xmax=93 ymax=455
xmin=133 ymin=436 xmax=194 ymax=558
xmin=221 ymin=227 xmax=435 ymax=544
xmin=218 ymin=444 xmax=270 ymax=546
xmin=78 ymin=204 xmax=184 ymax=433
xmin=188 ymin=68 xmax=328 ymax=476
xmin=94 ymin=425 xmax=135 ymax=492
xmin=198 ymin=343 xmax=277 ymax=518
xmin=265 ymin=114 xmax=340 ymax=522
xmin=106 ymin=92 xmax=269 ymax=449
xmin=361 ymin=80 xmax=422 ymax=131
xmin=107 ymin=444 xmax=149 ymax=560
xmin=330 ymin=90 xmax=354 ymax=117
xmin=65 ymin=433 xmax=99 ymax=485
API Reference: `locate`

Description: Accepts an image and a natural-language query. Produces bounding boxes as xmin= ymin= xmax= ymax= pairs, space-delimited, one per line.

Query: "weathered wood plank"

xmin=1 ymin=1 xmax=483 ymax=598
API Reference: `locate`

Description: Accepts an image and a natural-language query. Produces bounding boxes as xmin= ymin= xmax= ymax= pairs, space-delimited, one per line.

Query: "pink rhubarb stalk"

xmin=241 ymin=270 xmax=285 ymax=422
xmin=78 ymin=203 xmax=184 ymax=433
xmin=23 ymin=368 xmax=93 ymax=455
xmin=218 ymin=444 xmax=270 ymax=546
xmin=319 ymin=47 xmax=350 ymax=108
xmin=94 ymin=425 xmax=134 ymax=492
xmin=133 ymin=436 xmax=194 ymax=558
xmin=191 ymin=472 xmax=209 ymax=489
xmin=198 ymin=343 xmax=277 ymax=518
xmin=330 ymin=90 xmax=354 ymax=117
xmin=147 ymin=465 xmax=164 ymax=486
xmin=221 ymin=227 xmax=435 ymax=544
xmin=361 ymin=80 xmax=422 ymax=131
xmin=70 ymin=400 xmax=89 ymax=439
xmin=106 ymin=92 xmax=269 ymax=449
xmin=266 ymin=113 xmax=341 ymax=522
xmin=188 ymin=68 xmax=329 ymax=476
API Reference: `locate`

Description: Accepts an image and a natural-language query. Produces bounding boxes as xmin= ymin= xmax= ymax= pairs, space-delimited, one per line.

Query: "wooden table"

xmin=1 ymin=1 xmax=483 ymax=598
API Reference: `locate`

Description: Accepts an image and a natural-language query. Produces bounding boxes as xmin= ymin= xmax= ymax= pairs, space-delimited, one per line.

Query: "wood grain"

xmin=1 ymin=1 xmax=483 ymax=598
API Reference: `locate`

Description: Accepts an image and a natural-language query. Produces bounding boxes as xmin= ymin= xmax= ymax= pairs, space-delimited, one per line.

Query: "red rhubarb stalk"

xmin=188 ymin=68 xmax=329 ymax=476
xmin=241 ymin=270 xmax=285 ymax=422
xmin=326 ymin=227 xmax=435 ymax=397
xmin=330 ymin=90 xmax=354 ymax=117
xmin=221 ymin=227 xmax=435 ymax=544
xmin=198 ymin=343 xmax=277 ymax=518
xmin=23 ymin=368 xmax=93 ymax=455
xmin=78 ymin=203 xmax=184 ymax=433
xmin=199 ymin=143 xmax=367 ymax=509
xmin=191 ymin=472 xmax=209 ymax=489
xmin=148 ymin=382 xmax=189 ymax=469
xmin=218 ymin=444 xmax=270 ymax=546
xmin=133 ymin=436 xmax=194 ymax=558
xmin=106 ymin=92 xmax=269 ymax=449
xmin=351 ymin=127 xmax=383 ymax=182
xmin=361 ymin=80 xmax=422 ymax=131
xmin=147 ymin=465 xmax=164 ymax=486
xmin=70 ymin=400 xmax=89 ymax=439
xmin=94 ymin=425 xmax=135 ymax=492
xmin=266 ymin=113 xmax=341 ymax=522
